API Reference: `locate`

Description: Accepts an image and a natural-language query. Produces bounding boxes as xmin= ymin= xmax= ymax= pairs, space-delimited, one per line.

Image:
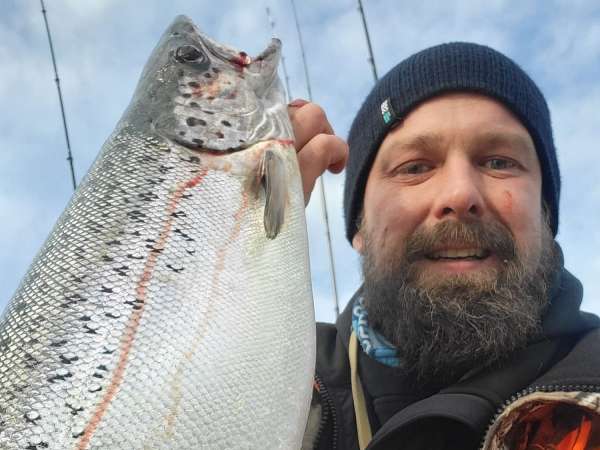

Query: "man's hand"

xmin=288 ymin=99 xmax=349 ymax=205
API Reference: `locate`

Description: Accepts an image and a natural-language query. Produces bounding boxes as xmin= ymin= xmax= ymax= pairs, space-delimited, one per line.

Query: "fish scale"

xmin=0 ymin=16 xmax=315 ymax=449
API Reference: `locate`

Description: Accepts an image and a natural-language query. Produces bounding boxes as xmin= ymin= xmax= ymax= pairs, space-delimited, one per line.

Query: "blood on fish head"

xmin=122 ymin=16 xmax=293 ymax=154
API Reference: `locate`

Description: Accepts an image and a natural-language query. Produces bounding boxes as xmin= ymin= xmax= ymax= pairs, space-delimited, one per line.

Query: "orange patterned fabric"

xmin=505 ymin=401 xmax=600 ymax=450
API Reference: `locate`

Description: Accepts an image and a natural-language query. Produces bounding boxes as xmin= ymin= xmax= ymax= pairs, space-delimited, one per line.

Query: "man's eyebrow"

xmin=471 ymin=130 xmax=535 ymax=153
xmin=383 ymin=130 xmax=535 ymax=156
xmin=387 ymin=132 xmax=446 ymax=153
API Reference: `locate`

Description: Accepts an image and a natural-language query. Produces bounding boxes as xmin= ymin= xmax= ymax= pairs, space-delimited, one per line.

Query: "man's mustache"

xmin=403 ymin=219 xmax=518 ymax=264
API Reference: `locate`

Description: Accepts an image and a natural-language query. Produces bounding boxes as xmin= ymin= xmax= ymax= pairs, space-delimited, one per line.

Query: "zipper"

xmin=313 ymin=374 xmax=338 ymax=450
xmin=479 ymin=384 xmax=600 ymax=450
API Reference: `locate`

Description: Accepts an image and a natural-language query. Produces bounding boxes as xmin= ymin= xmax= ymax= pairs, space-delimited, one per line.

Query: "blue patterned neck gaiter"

xmin=351 ymin=294 xmax=400 ymax=367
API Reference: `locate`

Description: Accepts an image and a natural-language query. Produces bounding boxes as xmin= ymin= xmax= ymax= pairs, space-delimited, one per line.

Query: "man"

xmin=289 ymin=42 xmax=600 ymax=449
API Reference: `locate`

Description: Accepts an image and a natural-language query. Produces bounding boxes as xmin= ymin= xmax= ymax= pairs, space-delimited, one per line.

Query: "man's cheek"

xmin=501 ymin=190 xmax=513 ymax=216
xmin=513 ymin=215 xmax=543 ymax=267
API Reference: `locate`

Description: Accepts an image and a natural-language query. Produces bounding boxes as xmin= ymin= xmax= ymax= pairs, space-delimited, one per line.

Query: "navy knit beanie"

xmin=344 ymin=42 xmax=560 ymax=242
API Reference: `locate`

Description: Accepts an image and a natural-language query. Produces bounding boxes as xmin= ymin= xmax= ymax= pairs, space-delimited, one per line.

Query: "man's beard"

xmin=360 ymin=213 xmax=560 ymax=386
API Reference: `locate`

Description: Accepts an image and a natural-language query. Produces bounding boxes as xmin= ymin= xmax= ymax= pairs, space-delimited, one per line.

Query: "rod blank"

xmin=40 ymin=0 xmax=77 ymax=191
xmin=357 ymin=0 xmax=379 ymax=84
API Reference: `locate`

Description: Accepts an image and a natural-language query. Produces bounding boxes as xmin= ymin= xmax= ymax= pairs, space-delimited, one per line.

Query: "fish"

xmin=0 ymin=15 xmax=315 ymax=449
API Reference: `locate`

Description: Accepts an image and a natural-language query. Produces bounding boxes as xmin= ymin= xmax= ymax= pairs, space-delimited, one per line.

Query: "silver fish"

xmin=0 ymin=15 xmax=315 ymax=449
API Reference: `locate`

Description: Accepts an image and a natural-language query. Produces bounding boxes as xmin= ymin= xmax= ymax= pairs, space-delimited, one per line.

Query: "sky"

xmin=1 ymin=0 xmax=599 ymax=323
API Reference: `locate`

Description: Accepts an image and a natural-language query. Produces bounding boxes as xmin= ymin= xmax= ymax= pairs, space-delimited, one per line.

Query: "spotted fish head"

xmin=126 ymin=15 xmax=291 ymax=153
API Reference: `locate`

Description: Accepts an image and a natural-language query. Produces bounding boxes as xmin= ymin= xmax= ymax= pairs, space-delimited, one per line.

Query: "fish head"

xmin=128 ymin=15 xmax=292 ymax=153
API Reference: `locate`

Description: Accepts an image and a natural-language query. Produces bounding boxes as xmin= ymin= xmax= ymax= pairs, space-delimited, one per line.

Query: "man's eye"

xmin=397 ymin=162 xmax=432 ymax=175
xmin=484 ymin=158 xmax=516 ymax=170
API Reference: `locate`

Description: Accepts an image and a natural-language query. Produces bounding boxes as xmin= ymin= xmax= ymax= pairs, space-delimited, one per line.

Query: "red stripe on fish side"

xmin=76 ymin=168 xmax=209 ymax=450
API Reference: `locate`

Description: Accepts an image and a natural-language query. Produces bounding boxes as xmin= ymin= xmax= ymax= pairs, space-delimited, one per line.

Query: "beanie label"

xmin=380 ymin=98 xmax=398 ymax=126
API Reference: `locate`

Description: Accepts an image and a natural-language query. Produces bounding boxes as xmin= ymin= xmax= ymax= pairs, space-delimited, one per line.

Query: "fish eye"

xmin=175 ymin=45 xmax=205 ymax=64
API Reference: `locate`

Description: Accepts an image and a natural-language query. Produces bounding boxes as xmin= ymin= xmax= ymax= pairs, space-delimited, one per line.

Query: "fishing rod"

xmin=266 ymin=6 xmax=293 ymax=102
xmin=357 ymin=0 xmax=379 ymax=83
xmin=289 ymin=0 xmax=340 ymax=319
xmin=40 ymin=0 xmax=77 ymax=191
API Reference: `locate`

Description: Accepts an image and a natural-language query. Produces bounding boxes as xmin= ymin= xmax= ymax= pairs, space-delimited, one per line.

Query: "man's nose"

xmin=431 ymin=160 xmax=485 ymax=221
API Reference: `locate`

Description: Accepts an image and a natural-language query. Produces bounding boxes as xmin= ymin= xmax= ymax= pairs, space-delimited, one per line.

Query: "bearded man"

xmin=290 ymin=42 xmax=600 ymax=449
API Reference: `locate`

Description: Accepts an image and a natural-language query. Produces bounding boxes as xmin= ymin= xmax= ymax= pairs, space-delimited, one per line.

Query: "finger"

xmin=297 ymin=134 xmax=348 ymax=204
xmin=288 ymin=102 xmax=334 ymax=151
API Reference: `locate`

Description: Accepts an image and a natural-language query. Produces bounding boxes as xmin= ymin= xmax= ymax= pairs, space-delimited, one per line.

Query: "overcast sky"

xmin=1 ymin=0 xmax=599 ymax=323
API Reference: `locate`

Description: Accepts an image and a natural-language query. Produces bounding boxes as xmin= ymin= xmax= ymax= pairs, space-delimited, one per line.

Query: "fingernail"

xmin=288 ymin=98 xmax=309 ymax=108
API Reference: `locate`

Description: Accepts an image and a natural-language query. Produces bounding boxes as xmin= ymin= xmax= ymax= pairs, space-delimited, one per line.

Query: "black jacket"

xmin=305 ymin=266 xmax=600 ymax=449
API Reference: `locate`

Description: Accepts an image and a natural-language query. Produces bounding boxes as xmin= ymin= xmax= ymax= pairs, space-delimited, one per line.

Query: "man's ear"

xmin=352 ymin=231 xmax=364 ymax=254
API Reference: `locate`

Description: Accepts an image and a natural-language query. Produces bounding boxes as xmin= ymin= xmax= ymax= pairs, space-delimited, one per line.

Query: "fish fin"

xmin=262 ymin=149 xmax=287 ymax=239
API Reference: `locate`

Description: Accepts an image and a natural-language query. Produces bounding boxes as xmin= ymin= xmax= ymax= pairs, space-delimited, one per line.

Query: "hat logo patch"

xmin=381 ymin=98 xmax=395 ymax=125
